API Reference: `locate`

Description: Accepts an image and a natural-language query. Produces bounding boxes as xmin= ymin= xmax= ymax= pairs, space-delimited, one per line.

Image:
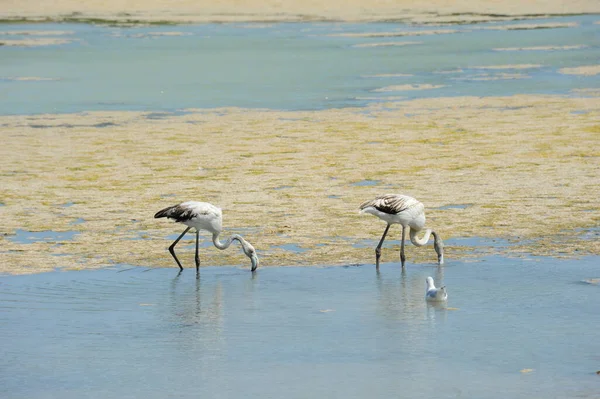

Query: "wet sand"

xmin=2 ymin=0 xmax=600 ymax=24
xmin=1 ymin=95 xmax=598 ymax=274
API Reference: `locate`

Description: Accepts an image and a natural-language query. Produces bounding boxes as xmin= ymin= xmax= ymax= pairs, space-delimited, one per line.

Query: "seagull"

xmin=154 ymin=201 xmax=259 ymax=271
xmin=359 ymin=194 xmax=444 ymax=268
xmin=425 ymin=276 xmax=447 ymax=302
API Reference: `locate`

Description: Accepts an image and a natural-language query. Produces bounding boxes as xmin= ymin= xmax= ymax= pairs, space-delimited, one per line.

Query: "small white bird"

xmin=154 ymin=201 xmax=259 ymax=271
xmin=425 ymin=276 xmax=447 ymax=302
xmin=359 ymin=194 xmax=444 ymax=268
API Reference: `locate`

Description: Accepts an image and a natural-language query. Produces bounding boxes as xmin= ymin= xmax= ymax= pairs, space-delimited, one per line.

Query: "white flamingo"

xmin=425 ymin=276 xmax=447 ymax=302
xmin=359 ymin=194 xmax=444 ymax=268
xmin=154 ymin=201 xmax=259 ymax=271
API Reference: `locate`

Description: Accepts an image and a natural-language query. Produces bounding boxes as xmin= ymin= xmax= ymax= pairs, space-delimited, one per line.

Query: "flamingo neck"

xmin=411 ymin=229 xmax=445 ymax=265
xmin=212 ymin=232 xmax=238 ymax=250
xmin=212 ymin=232 xmax=250 ymax=251
xmin=410 ymin=228 xmax=432 ymax=247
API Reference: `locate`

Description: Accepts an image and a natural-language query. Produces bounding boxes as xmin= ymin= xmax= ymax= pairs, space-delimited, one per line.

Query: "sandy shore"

xmin=1 ymin=95 xmax=598 ymax=274
xmin=2 ymin=0 xmax=600 ymax=24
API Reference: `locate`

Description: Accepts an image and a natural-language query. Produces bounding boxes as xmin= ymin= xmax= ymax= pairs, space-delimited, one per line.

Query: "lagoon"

xmin=1 ymin=256 xmax=599 ymax=398
xmin=1 ymin=15 xmax=599 ymax=115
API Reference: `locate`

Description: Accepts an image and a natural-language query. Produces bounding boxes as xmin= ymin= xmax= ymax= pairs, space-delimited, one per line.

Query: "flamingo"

xmin=359 ymin=194 xmax=444 ymax=268
xmin=425 ymin=276 xmax=447 ymax=302
xmin=154 ymin=201 xmax=259 ymax=271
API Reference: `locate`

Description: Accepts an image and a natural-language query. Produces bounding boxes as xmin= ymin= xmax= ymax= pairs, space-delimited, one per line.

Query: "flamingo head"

xmin=243 ymin=242 xmax=259 ymax=271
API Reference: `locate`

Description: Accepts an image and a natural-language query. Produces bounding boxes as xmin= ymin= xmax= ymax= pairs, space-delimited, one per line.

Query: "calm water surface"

xmin=1 ymin=15 xmax=599 ymax=114
xmin=1 ymin=256 xmax=599 ymax=398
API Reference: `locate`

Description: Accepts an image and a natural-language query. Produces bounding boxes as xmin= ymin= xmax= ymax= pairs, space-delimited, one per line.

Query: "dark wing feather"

xmin=359 ymin=194 xmax=415 ymax=215
xmin=154 ymin=204 xmax=197 ymax=223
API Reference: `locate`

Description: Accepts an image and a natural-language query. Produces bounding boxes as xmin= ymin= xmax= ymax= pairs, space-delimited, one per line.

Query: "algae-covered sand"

xmin=1 ymin=95 xmax=598 ymax=274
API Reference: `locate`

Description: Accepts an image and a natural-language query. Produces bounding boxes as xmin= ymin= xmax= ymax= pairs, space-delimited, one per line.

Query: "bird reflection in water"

xmin=376 ymin=265 xmax=448 ymax=329
xmin=169 ymin=270 xmax=224 ymax=334
xmin=168 ymin=269 xmax=258 ymax=335
xmin=376 ymin=266 xmax=421 ymax=320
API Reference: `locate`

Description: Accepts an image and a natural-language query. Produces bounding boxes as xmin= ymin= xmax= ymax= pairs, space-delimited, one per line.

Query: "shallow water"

xmin=7 ymin=229 xmax=79 ymax=244
xmin=351 ymin=179 xmax=382 ymax=186
xmin=1 ymin=255 xmax=599 ymax=398
xmin=1 ymin=15 xmax=598 ymax=115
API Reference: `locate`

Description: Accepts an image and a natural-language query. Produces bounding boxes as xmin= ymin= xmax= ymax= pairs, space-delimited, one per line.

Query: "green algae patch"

xmin=559 ymin=65 xmax=600 ymax=76
xmin=0 ymin=95 xmax=599 ymax=274
xmin=0 ymin=37 xmax=74 ymax=47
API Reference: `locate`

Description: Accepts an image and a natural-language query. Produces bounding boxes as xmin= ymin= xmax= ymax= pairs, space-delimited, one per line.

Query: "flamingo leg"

xmin=195 ymin=230 xmax=200 ymax=270
xmin=400 ymin=225 xmax=406 ymax=268
xmin=375 ymin=224 xmax=391 ymax=269
xmin=168 ymin=226 xmax=191 ymax=271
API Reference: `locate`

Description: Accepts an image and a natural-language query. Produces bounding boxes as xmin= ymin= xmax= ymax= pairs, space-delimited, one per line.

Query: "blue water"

xmin=271 ymin=243 xmax=310 ymax=253
xmin=352 ymin=179 xmax=381 ymax=186
xmin=433 ymin=203 xmax=472 ymax=210
xmin=1 ymin=15 xmax=599 ymax=115
xmin=7 ymin=229 xmax=79 ymax=244
xmin=1 ymin=256 xmax=599 ymax=398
